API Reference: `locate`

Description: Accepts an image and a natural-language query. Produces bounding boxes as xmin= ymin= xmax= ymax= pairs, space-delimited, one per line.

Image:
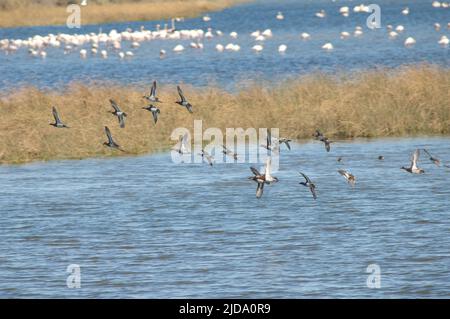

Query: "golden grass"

xmin=0 ymin=0 xmax=246 ymax=28
xmin=0 ymin=65 xmax=449 ymax=164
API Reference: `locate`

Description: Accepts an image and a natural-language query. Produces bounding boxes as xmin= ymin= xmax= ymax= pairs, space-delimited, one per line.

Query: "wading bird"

xmin=401 ymin=149 xmax=424 ymax=174
xmin=176 ymin=86 xmax=193 ymax=113
xmin=50 ymin=107 xmax=69 ymax=128
xmin=299 ymin=172 xmax=317 ymax=200
xmin=109 ymin=99 xmax=127 ymax=128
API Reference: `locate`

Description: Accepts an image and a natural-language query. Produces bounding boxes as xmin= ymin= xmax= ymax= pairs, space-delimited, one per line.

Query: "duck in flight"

xmin=314 ymin=130 xmax=332 ymax=152
xmin=260 ymin=130 xmax=280 ymax=154
xmin=143 ymin=80 xmax=162 ymax=103
xmin=278 ymin=138 xmax=292 ymax=150
xmin=299 ymin=172 xmax=317 ymax=200
xmin=142 ymin=104 xmax=160 ymax=124
xmin=109 ymin=99 xmax=127 ymax=128
xmin=223 ymin=145 xmax=238 ymax=160
xmin=103 ymin=126 xmax=124 ymax=151
xmin=423 ymin=149 xmax=440 ymax=166
xmin=338 ymin=169 xmax=356 ymax=186
xmin=199 ymin=149 xmax=214 ymax=166
xmin=402 ymin=149 xmax=424 ymax=174
xmin=176 ymin=86 xmax=193 ymax=113
xmin=50 ymin=107 xmax=69 ymax=128
xmin=248 ymin=157 xmax=279 ymax=198
xmin=172 ymin=133 xmax=190 ymax=155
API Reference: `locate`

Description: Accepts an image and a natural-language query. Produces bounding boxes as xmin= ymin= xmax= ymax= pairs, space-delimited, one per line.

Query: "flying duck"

xmin=423 ymin=149 xmax=441 ymax=166
xmin=402 ymin=149 xmax=425 ymax=174
xmin=222 ymin=145 xmax=238 ymax=160
xmin=176 ymin=86 xmax=193 ymax=113
xmin=144 ymin=80 xmax=162 ymax=103
xmin=103 ymin=126 xmax=124 ymax=151
xmin=50 ymin=106 xmax=69 ymax=128
xmin=313 ymin=130 xmax=324 ymax=140
xmin=338 ymin=169 xmax=356 ymax=186
xmin=248 ymin=167 xmax=265 ymax=199
xmin=278 ymin=138 xmax=292 ymax=150
xmin=172 ymin=133 xmax=190 ymax=155
xmin=142 ymin=104 xmax=160 ymax=124
xmin=260 ymin=130 xmax=280 ymax=154
xmin=248 ymin=157 xmax=279 ymax=198
xmin=199 ymin=149 xmax=214 ymax=166
xmin=299 ymin=172 xmax=317 ymax=200
xmin=109 ymin=99 xmax=127 ymax=128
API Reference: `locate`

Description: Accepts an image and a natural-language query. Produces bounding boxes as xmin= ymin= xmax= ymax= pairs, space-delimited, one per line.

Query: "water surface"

xmin=0 ymin=0 xmax=449 ymax=90
xmin=0 ymin=137 xmax=449 ymax=298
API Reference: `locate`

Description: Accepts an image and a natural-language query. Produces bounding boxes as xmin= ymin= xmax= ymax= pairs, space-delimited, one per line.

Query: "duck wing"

xmin=52 ymin=107 xmax=62 ymax=124
xmin=105 ymin=126 xmax=114 ymax=144
xmin=250 ymin=167 xmax=261 ymax=176
xmin=109 ymin=99 xmax=121 ymax=113
xmin=411 ymin=149 xmax=420 ymax=170
xmin=177 ymin=85 xmax=186 ymax=103
xmin=256 ymin=182 xmax=264 ymax=198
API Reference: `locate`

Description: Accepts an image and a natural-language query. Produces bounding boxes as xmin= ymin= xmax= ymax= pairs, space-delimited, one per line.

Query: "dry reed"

xmin=0 ymin=65 xmax=449 ymax=164
xmin=0 ymin=0 xmax=245 ymax=28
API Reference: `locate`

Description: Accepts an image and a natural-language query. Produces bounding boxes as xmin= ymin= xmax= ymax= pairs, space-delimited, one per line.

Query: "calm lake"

xmin=0 ymin=137 xmax=449 ymax=298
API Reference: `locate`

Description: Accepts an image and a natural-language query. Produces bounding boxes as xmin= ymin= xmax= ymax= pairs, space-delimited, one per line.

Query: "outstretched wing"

xmin=109 ymin=99 xmax=121 ymax=113
xmin=411 ymin=149 xmax=420 ymax=169
xmin=250 ymin=167 xmax=261 ymax=176
xmin=299 ymin=172 xmax=310 ymax=184
xmin=284 ymin=141 xmax=291 ymax=150
xmin=310 ymin=185 xmax=317 ymax=200
xmin=256 ymin=182 xmax=264 ymax=198
xmin=105 ymin=126 xmax=114 ymax=144
xmin=118 ymin=114 xmax=126 ymax=128
xmin=150 ymin=80 xmax=157 ymax=97
xmin=177 ymin=85 xmax=186 ymax=103
xmin=338 ymin=169 xmax=348 ymax=178
xmin=265 ymin=157 xmax=272 ymax=180
xmin=52 ymin=107 xmax=61 ymax=124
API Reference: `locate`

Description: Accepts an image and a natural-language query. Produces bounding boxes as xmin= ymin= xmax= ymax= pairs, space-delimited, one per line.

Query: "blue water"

xmin=0 ymin=0 xmax=449 ymax=90
xmin=0 ymin=137 xmax=450 ymax=298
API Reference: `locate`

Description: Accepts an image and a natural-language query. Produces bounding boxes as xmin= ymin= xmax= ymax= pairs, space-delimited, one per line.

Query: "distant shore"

xmin=0 ymin=0 xmax=247 ymax=28
xmin=0 ymin=65 xmax=449 ymax=164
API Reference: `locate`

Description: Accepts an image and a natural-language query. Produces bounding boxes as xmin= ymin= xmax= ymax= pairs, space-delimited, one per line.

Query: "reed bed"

xmin=0 ymin=65 xmax=449 ymax=164
xmin=0 ymin=0 xmax=244 ymax=28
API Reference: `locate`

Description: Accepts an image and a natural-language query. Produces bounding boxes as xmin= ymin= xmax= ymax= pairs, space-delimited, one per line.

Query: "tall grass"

xmin=0 ymin=65 xmax=449 ymax=164
xmin=0 ymin=0 xmax=245 ymax=28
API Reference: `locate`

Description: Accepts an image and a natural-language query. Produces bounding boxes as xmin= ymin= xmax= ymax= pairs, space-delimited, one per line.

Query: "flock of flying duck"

xmin=0 ymin=2 xmax=449 ymax=59
xmin=50 ymin=80 xmax=449 ymax=200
